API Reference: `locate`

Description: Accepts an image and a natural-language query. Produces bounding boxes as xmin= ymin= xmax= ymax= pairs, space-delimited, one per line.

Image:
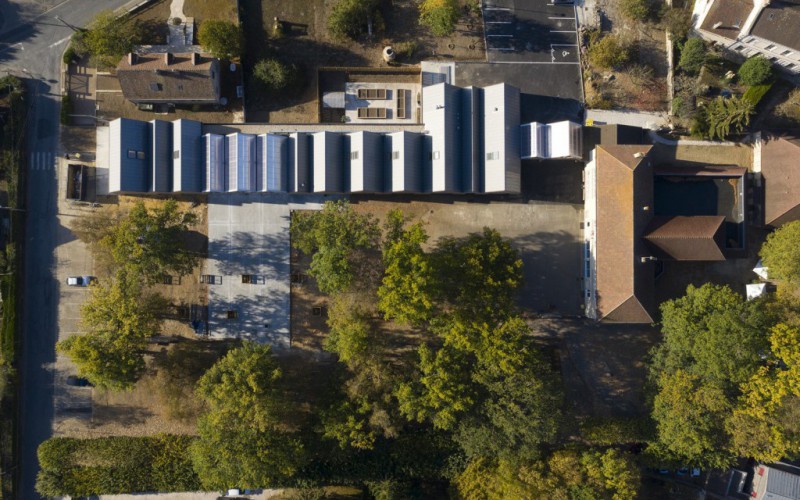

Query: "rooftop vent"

xmin=633 ymin=152 xmax=644 ymax=158
xmin=128 ymin=52 xmax=137 ymax=65
xmin=164 ymin=52 xmax=172 ymax=65
xmin=712 ymin=21 xmax=723 ymax=29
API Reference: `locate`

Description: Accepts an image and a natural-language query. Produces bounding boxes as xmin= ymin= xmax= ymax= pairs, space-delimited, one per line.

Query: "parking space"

xmin=483 ymin=0 xmax=579 ymax=64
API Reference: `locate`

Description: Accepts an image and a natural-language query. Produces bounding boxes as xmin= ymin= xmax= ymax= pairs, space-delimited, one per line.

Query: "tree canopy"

xmin=620 ymin=0 xmax=651 ymax=21
xmin=190 ymin=343 xmax=304 ymax=489
xmin=760 ymin=221 xmax=800 ymax=288
xmin=328 ymin=0 xmax=382 ymax=40
xmin=74 ymin=10 xmax=144 ymax=66
xmin=197 ymin=20 xmax=242 ymax=59
xmin=738 ymin=55 xmax=774 ymax=86
xmin=678 ymin=38 xmax=707 ymax=75
xmin=419 ymin=0 xmax=460 ymax=37
xmin=588 ymin=35 xmax=632 ymax=70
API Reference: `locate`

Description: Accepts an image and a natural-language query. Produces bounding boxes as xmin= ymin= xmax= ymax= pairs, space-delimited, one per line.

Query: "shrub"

xmin=419 ymin=0 xmax=460 ymax=37
xmin=661 ymin=7 xmax=693 ymax=40
xmin=62 ymin=46 xmax=77 ymax=65
xmin=253 ymin=58 xmax=296 ymax=92
xmin=738 ymin=55 xmax=774 ymax=86
xmin=60 ymin=94 xmax=72 ymax=125
xmin=620 ymin=0 xmax=651 ymax=21
xmin=742 ymin=83 xmax=773 ymax=106
xmin=198 ymin=20 xmax=242 ymax=59
xmin=678 ymin=38 xmax=707 ymax=75
xmin=328 ymin=0 xmax=380 ymax=40
xmin=588 ymin=35 xmax=632 ymax=70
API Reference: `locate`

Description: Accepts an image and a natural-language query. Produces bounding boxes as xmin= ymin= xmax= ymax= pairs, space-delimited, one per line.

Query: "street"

xmin=0 ymin=0 xmax=130 ymax=497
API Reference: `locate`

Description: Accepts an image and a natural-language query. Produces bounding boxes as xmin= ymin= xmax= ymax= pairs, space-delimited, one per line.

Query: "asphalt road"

xmin=0 ymin=0 xmax=129 ymax=498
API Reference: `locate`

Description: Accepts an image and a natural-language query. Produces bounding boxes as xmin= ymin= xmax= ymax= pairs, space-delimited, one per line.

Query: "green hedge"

xmin=743 ymin=83 xmax=773 ymax=106
xmin=36 ymin=435 xmax=201 ymax=497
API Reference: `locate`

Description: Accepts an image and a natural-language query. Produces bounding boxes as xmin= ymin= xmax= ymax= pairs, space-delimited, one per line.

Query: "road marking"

xmin=487 ymin=34 xmax=513 ymax=37
xmin=548 ymin=16 xmax=575 ymax=20
xmin=48 ymin=37 xmax=70 ymax=49
xmin=550 ymin=30 xmax=574 ymax=33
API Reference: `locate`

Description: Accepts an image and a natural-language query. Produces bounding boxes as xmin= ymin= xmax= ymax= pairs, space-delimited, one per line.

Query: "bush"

xmin=580 ymin=417 xmax=656 ymax=445
xmin=743 ymin=83 xmax=773 ymax=106
xmin=36 ymin=435 xmax=200 ymax=497
xmin=620 ymin=0 xmax=651 ymax=21
xmin=678 ymin=38 xmax=707 ymax=75
xmin=253 ymin=58 xmax=296 ymax=93
xmin=661 ymin=7 xmax=693 ymax=40
xmin=419 ymin=0 xmax=460 ymax=37
xmin=62 ymin=46 xmax=77 ymax=65
xmin=198 ymin=20 xmax=242 ymax=59
xmin=588 ymin=35 xmax=632 ymax=70
xmin=738 ymin=55 xmax=774 ymax=86
xmin=60 ymin=94 xmax=72 ymax=125
xmin=328 ymin=0 xmax=380 ymax=40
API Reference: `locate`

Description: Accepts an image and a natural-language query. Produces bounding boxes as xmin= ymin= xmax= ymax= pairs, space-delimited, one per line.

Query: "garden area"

xmin=239 ymin=0 xmax=485 ymax=122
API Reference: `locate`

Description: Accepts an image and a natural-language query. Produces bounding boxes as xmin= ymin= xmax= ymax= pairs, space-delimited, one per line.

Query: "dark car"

xmin=66 ymin=375 xmax=93 ymax=387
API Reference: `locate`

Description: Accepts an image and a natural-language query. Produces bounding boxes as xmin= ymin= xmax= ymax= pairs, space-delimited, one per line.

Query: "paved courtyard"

xmin=206 ymin=194 xmax=327 ymax=349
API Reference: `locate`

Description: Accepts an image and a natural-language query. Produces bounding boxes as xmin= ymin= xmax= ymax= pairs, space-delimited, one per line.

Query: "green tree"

xmin=78 ymin=10 xmax=143 ymax=66
xmin=678 ymin=38 xmax=707 ymax=75
xmin=324 ymin=293 xmax=374 ymax=365
xmin=253 ymin=58 xmax=297 ymax=93
xmin=706 ymin=96 xmax=754 ymax=140
xmin=419 ymin=0 xmax=460 ymax=37
xmin=80 ymin=268 xmax=166 ymax=336
xmin=620 ymin=0 xmax=650 ymax=21
xmin=191 ymin=343 xmax=303 ymax=488
xmin=431 ymin=228 xmax=523 ymax=322
xmin=328 ymin=0 xmax=381 ymax=40
xmin=378 ymin=211 xmax=434 ymax=325
xmin=738 ymin=55 xmax=774 ymax=86
xmin=101 ymin=200 xmax=199 ymax=285
xmin=56 ymin=331 xmax=145 ymax=391
xmin=291 ymin=201 xmax=381 ymax=294
xmin=760 ymin=221 xmax=800 ymax=287
xmin=198 ymin=20 xmax=242 ymax=59
xmin=588 ymin=34 xmax=632 ymax=70
xmin=651 ymin=370 xmax=734 ymax=468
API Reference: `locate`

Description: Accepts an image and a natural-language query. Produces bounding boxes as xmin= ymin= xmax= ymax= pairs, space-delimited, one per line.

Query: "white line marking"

xmin=487 ymin=34 xmax=513 ymax=37
xmin=550 ymin=30 xmax=574 ymax=33
xmin=48 ymin=36 xmax=70 ymax=49
xmin=548 ymin=16 xmax=575 ymax=20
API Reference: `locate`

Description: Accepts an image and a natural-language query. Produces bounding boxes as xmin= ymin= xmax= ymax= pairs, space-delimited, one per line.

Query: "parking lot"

xmin=483 ymin=0 xmax=579 ymax=64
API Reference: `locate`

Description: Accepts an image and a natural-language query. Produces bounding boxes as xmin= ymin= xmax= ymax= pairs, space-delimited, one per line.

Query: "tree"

xmin=328 ymin=0 xmax=381 ymax=40
xmin=101 ymin=200 xmax=199 ymax=285
xmin=419 ymin=0 xmax=460 ymax=37
xmin=80 ymin=268 xmax=166 ymax=336
xmin=588 ymin=35 xmax=632 ymax=70
xmin=760 ymin=221 xmax=800 ymax=287
xmin=290 ymin=201 xmax=381 ymax=294
xmin=324 ymin=293 xmax=374 ymax=366
xmin=661 ymin=7 xmax=693 ymax=40
xmin=69 ymin=205 xmax=120 ymax=259
xmin=57 ymin=331 xmax=145 ymax=391
xmin=198 ymin=20 xmax=242 ymax=59
xmin=620 ymin=0 xmax=650 ymax=21
xmin=678 ymin=38 xmax=707 ymax=75
xmin=738 ymin=55 xmax=774 ymax=86
xmin=78 ymin=10 xmax=143 ymax=66
xmin=651 ymin=370 xmax=734 ymax=468
xmin=191 ymin=343 xmax=304 ymax=488
xmin=431 ymin=228 xmax=523 ymax=322
xmin=378 ymin=211 xmax=434 ymax=325
xmin=702 ymin=96 xmax=754 ymax=140
xmin=253 ymin=58 xmax=296 ymax=93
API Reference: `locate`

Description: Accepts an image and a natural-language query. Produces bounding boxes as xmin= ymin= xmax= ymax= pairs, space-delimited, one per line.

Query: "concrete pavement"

xmin=0 ymin=1 xmax=130 ymax=498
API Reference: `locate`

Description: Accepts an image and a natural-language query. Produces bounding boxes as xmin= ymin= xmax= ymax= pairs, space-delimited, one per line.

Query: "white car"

xmin=66 ymin=276 xmax=96 ymax=287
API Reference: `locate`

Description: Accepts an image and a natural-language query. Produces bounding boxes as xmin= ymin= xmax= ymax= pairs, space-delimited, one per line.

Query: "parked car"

xmin=691 ymin=467 xmax=701 ymax=478
xmin=66 ymin=276 xmax=96 ymax=287
xmin=677 ymin=467 xmax=689 ymax=476
xmin=66 ymin=375 xmax=93 ymax=387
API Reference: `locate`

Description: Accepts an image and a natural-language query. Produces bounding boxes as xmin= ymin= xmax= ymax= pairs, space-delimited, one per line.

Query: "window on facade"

xmin=782 ymin=50 xmax=793 ymax=56
xmin=136 ymin=151 xmax=146 ymax=160
xmin=766 ymin=44 xmax=776 ymax=50
xmin=350 ymin=151 xmax=359 ymax=160
xmin=173 ymin=150 xmax=180 ymax=159
xmin=127 ymin=149 xmax=136 ymax=158
xmin=226 ymin=310 xmax=238 ymax=319
xmin=431 ymin=151 xmax=440 ymax=160
xmin=788 ymin=63 xmax=796 ymax=69
xmin=391 ymin=151 xmax=400 ymax=160
xmin=486 ymin=151 xmax=500 ymax=161
xmin=735 ymin=45 xmax=745 ymax=52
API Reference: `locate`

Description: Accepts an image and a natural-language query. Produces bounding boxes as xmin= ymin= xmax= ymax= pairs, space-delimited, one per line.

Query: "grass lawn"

xmin=184 ymin=0 xmax=238 ymax=25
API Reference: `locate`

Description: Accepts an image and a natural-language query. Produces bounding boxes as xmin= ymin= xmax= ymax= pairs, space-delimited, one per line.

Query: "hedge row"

xmin=742 ymin=83 xmax=773 ymax=107
xmin=36 ymin=435 xmax=200 ymax=498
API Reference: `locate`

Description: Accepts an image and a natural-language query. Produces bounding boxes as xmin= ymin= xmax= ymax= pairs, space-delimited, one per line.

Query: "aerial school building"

xmin=106 ymin=82 xmax=583 ymax=196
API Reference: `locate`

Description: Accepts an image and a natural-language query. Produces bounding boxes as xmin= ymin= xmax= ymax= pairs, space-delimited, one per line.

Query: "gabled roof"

xmin=761 ymin=135 xmax=800 ymax=226
xmin=751 ymin=2 xmax=800 ymax=52
xmin=595 ymin=145 xmax=656 ymax=323
xmin=644 ymin=215 xmax=727 ymax=261
xmin=116 ymin=52 xmax=220 ymax=103
xmin=699 ymin=0 xmax=753 ymax=42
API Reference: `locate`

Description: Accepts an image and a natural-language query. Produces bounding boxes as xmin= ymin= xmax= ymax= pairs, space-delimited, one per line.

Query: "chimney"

xmin=164 ymin=52 xmax=172 ymax=65
xmin=191 ymin=52 xmax=199 ymax=65
xmin=128 ymin=52 xmax=137 ymax=65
